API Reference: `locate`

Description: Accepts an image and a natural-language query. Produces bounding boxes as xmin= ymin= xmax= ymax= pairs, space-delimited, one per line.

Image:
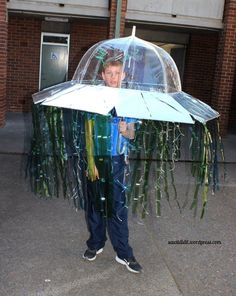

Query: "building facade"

xmin=0 ymin=0 xmax=236 ymax=135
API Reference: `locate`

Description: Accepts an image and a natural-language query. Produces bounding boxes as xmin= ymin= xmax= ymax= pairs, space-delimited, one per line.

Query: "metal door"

xmin=39 ymin=33 xmax=70 ymax=90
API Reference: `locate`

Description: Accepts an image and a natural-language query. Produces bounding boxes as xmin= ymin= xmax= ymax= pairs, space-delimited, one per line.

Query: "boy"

xmin=83 ymin=59 xmax=142 ymax=273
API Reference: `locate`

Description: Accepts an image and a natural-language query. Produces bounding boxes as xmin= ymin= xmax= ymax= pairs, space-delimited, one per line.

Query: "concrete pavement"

xmin=0 ymin=112 xmax=235 ymax=296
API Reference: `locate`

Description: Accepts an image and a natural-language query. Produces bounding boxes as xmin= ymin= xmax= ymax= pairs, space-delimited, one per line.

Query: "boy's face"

xmin=102 ymin=65 xmax=125 ymax=88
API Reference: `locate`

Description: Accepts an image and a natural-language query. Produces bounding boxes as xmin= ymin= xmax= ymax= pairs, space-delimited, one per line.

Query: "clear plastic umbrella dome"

xmin=72 ymin=27 xmax=182 ymax=93
xmin=32 ymin=27 xmax=219 ymax=124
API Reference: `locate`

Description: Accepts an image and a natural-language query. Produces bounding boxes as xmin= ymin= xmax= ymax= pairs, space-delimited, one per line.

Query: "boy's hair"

xmin=102 ymin=58 xmax=123 ymax=71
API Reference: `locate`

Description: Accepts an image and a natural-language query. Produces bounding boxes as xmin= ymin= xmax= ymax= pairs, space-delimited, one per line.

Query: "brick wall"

xmin=7 ymin=16 xmax=108 ymax=112
xmin=212 ymin=0 xmax=236 ymax=135
xmin=6 ymin=0 xmax=236 ymax=135
xmin=68 ymin=20 xmax=108 ymax=79
xmin=183 ymin=32 xmax=219 ymax=105
xmin=7 ymin=15 xmax=41 ymax=112
xmin=0 ymin=0 xmax=7 ymax=126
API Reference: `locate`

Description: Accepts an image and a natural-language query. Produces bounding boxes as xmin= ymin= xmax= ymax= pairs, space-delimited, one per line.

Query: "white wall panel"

xmin=7 ymin=0 xmax=109 ymax=18
xmin=127 ymin=0 xmax=174 ymax=14
xmin=127 ymin=0 xmax=225 ymax=29
xmin=7 ymin=0 xmax=225 ymax=29
xmin=172 ymin=0 xmax=224 ymax=19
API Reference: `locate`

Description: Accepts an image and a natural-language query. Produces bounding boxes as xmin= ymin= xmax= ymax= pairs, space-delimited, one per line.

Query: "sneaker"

xmin=115 ymin=255 xmax=142 ymax=273
xmin=83 ymin=248 xmax=103 ymax=261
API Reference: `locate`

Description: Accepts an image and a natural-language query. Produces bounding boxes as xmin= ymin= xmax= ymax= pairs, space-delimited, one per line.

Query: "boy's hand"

xmin=86 ymin=165 xmax=99 ymax=181
xmin=93 ymin=165 xmax=99 ymax=180
xmin=119 ymin=121 xmax=135 ymax=139
xmin=119 ymin=121 xmax=128 ymax=134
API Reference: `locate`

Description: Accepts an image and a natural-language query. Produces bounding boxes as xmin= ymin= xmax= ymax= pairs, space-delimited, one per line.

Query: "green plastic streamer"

xmin=28 ymin=106 xmax=224 ymax=219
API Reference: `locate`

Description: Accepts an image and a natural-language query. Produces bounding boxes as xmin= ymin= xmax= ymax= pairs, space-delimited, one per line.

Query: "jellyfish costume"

xmin=29 ymin=29 xmax=223 ymax=220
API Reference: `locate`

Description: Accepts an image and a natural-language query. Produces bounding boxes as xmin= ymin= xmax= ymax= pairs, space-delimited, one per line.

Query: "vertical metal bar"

xmin=115 ymin=0 xmax=122 ymax=38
